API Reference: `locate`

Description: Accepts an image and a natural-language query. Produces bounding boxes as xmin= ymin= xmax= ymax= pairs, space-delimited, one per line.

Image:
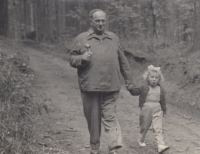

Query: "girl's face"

xmin=148 ymin=71 xmax=160 ymax=87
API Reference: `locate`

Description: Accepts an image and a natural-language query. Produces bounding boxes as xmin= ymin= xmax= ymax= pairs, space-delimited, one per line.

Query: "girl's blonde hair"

xmin=142 ymin=65 xmax=164 ymax=83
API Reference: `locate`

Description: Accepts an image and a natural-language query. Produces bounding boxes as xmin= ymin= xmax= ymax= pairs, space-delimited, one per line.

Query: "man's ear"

xmin=89 ymin=19 xmax=93 ymax=25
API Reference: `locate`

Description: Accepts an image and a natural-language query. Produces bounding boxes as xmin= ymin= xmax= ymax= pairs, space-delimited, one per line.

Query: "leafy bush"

xmin=0 ymin=50 xmax=39 ymax=154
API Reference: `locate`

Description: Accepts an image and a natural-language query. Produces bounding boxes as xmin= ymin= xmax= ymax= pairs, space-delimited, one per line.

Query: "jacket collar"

xmin=87 ymin=28 xmax=112 ymax=40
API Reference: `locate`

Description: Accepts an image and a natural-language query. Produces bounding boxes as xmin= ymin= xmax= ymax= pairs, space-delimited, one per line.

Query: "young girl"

xmin=129 ymin=65 xmax=170 ymax=153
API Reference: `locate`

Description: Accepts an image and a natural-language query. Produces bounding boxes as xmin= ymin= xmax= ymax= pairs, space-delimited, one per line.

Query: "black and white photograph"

xmin=0 ymin=0 xmax=200 ymax=154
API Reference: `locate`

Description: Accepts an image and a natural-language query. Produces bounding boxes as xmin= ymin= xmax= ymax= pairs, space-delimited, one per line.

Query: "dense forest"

xmin=0 ymin=0 xmax=200 ymax=52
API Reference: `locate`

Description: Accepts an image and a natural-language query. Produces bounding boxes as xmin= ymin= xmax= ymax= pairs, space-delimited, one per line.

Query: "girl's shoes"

xmin=109 ymin=147 xmax=119 ymax=154
xmin=109 ymin=149 xmax=119 ymax=154
xmin=158 ymin=145 xmax=170 ymax=153
xmin=90 ymin=149 xmax=99 ymax=154
xmin=137 ymin=140 xmax=147 ymax=147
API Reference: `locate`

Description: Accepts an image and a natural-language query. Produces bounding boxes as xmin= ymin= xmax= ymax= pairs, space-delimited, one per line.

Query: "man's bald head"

xmin=89 ymin=9 xmax=106 ymax=20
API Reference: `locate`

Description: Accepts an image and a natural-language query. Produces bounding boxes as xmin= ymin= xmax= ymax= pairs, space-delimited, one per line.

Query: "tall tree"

xmin=0 ymin=0 xmax=8 ymax=36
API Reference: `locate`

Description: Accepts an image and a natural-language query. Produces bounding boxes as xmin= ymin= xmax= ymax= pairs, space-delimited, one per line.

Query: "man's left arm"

xmin=118 ymin=44 xmax=134 ymax=88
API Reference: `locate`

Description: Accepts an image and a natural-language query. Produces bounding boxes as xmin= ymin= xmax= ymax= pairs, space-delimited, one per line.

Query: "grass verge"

xmin=0 ymin=44 xmax=40 ymax=154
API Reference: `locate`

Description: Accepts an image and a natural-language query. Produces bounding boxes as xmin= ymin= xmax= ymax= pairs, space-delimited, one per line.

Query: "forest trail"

xmin=26 ymin=46 xmax=200 ymax=154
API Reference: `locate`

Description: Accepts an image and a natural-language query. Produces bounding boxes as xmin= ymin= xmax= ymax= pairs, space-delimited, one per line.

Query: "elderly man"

xmin=69 ymin=9 xmax=133 ymax=154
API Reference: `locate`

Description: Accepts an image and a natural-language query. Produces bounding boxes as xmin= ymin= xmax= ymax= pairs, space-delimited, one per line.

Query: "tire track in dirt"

xmin=26 ymin=47 xmax=200 ymax=154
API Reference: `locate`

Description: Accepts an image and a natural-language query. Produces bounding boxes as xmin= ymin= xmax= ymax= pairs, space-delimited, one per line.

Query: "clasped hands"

xmin=126 ymin=83 xmax=134 ymax=93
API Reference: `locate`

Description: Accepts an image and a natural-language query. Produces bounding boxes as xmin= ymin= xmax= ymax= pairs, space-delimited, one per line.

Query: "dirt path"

xmin=26 ymin=46 xmax=200 ymax=154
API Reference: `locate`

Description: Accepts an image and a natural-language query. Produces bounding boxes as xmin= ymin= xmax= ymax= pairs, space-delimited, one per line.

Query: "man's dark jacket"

xmin=69 ymin=29 xmax=133 ymax=92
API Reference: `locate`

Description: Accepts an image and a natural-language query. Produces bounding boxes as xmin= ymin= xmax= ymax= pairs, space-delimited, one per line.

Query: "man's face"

xmin=91 ymin=11 xmax=106 ymax=35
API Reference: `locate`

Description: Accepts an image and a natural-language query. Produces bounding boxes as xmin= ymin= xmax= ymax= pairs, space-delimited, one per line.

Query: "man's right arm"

xmin=69 ymin=38 xmax=83 ymax=68
xmin=69 ymin=36 xmax=93 ymax=69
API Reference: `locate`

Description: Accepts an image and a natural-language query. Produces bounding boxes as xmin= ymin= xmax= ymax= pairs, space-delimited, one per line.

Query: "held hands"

xmin=81 ymin=51 xmax=93 ymax=61
xmin=163 ymin=111 xmax=167 ymax=117
xmin=126 ymin=83 xmax=134 ymax=94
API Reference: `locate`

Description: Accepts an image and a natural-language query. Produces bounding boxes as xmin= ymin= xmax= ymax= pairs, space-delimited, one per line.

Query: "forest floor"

xmin=2 ymin=39 xmax=200 ymax=154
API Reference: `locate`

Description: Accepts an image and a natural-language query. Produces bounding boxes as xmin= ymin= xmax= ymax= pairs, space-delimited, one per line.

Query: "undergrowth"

xmin=0 ymin=49 xmax=39 ymax=154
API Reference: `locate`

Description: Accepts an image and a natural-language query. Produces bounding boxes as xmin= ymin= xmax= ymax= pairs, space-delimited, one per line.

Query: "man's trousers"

xmin=81 ymin=91 xmax=122 ymax=151
xmin=139 ymin=102 xmax=165 ymax=146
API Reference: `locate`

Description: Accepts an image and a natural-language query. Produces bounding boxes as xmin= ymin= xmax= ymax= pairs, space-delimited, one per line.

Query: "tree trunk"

xmin=192 ymin=0 xmax=198 ymax=51
xmin=0 ymin=0 xmax=8 ymax=36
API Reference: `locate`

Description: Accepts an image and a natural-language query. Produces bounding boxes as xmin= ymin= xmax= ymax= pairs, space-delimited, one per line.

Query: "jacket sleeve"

xmin=160 ymin=87 xmax=167 ymax=111
xmin=117 ymin=43 xmax=133 ymax=86
xmin=69 ymin=38 xmax=86 ymax=69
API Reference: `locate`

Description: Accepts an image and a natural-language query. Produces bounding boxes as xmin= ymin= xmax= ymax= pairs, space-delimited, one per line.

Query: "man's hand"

xmin=126 ymin=83 xmax=134 ymax=95
xmin=126 ymin=83 xmax=134 ymax=91
xmin=163 ymin=111 xmax=167 ymax=117
xmin=81 ymin=51 xmax=93 ymax=61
